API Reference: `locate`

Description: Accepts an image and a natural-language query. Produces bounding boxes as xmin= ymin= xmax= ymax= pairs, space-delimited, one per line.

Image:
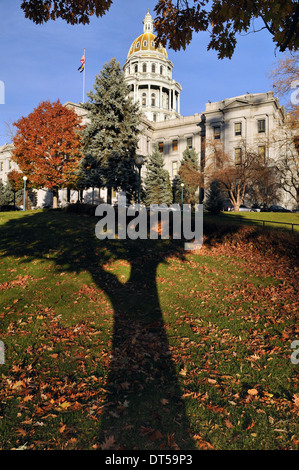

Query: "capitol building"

xmin=0 ymin=10 xmax=294 ymax=209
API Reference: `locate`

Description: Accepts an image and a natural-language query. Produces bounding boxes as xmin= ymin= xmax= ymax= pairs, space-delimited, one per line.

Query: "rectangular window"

xmin=258 ymin=145 xmax=266 ymax=162
xmin=234 ymin=122 xmax=242 ymax=136
xmin=158 ymin=142 xmax=164 ymax=153
xmin=0 ymin=162 xmax=3 ymax=172
xmin=235 ymin=148 xmax=242 ymax=165
xmin=8 ymin=160 xmax=11 ymax=170
xmin=187 ymin=137 xmax=193 ymax=148
xmin=172 ymin=161 xmax=178 ymax=177
xmin=258 ymin=119 xmax=265 ymax=133
xmin=214 ymin=127 xmax=221 ymax=140
xmin=172 ymin=139 xmax=178 ymax=152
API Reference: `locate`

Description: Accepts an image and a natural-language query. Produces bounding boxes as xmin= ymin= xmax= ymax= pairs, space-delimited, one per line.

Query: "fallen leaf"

xmin=58 ymin=401 xmax=71 ymax=410
xmin=246 ymin=420 xmax=256 ymax=430
xmin=59 ymin=424 xmax=66 ymax=433
xmin=225 ymin=419 xmax=234 ymax=429
xmin=208 ymin=378 xmax=217 ymax=385
xmin=160 ymin=398 xmax=169 ymax=405
xmin=148 ymin=430 xmax=163 ymax=441
xmin=293 ymin=394 xmax=299 ymax=408
xmin=100 ymin=435 xmax=116 ymax=450
xmin=248 ymin=388 xmax=258 ymax=396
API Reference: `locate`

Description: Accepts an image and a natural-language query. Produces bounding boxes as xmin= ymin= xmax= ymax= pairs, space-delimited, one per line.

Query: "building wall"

xmin=0 ymin=144 xmax=17 ymax=184
xmin=0 ymin=91 xmax=295 ymax=209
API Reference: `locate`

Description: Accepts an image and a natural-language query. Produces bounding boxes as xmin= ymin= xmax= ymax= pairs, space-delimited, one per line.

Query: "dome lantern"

xmin=143 ymin=9 xmax=154 ymax=33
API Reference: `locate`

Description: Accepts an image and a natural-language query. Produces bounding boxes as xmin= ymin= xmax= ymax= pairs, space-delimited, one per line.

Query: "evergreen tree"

xmin=0 ymin=181 xmax=11 ymax=205
xmin=77 ymin=153 xmax=102 ymax=190
xmin=204 ymin=180 xmax=223 ymax=213
xmin=82 ymin=58 xmax=141 ymax=203
xmin=0 ymin=180 xmax=36 ymax=208
xmin=145 ymin=145 xmax=173 ymax=206
xmin=175 ymin=147 xmax=201 ymax=206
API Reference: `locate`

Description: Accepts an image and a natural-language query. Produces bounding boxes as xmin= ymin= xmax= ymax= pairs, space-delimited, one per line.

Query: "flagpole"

xmin=83 ymin=48 xmax=85 ymax=103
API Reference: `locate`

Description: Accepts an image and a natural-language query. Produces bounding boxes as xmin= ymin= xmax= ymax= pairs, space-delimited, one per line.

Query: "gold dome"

xmin=127 ymin=32 xmax=168 ymax=59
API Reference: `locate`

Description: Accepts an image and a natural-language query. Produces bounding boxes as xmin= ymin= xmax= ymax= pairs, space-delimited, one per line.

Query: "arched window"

xmin=151 ymin=93 xmax=156 ymax=107
xmin=134 ymin=64 xmax=138 ymax=73
xmin=143 ymin=41 xmax=147 ymax=47
xmin=151 ymin=63 xmax=156 ymax=73
xmin=142 ymin=63 xmax=147 ymax=73
xmin=142 ymin=93 xmax=146 ymax=107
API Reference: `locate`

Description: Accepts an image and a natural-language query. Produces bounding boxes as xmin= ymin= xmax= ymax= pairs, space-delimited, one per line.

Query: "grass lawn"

xmin=204 ymin=211 xmax=299 ymax=232
xmin=0 ymin=209 xmax=298 ymax=450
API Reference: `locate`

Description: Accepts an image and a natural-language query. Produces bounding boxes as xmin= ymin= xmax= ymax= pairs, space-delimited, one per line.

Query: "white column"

xmin=147 ymin=84 xmax=150 ymax=108
xmin=178 ymin=93 xmax=180 ymax=114
xmin=134 ymin=83 xmax=137 ymax=103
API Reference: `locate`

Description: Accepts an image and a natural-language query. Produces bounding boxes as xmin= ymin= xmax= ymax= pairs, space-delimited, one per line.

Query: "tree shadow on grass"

xmin=0 ymin=210 xmax=196 ymax=450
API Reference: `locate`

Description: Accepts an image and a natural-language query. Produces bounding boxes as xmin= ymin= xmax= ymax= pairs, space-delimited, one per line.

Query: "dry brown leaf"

xmin=225 ymin=419 xmax=234 ymax=429
xmin=160 ymin=398 xmax=169 ymax=405
xmin=100 ymin=435 xmax=116 ymax=450
xmin=59 ymin=424 xmax=66 ymax=433
xmin=148 ymin=430 xmax=163 ymax=441
xmin=293 ymin=394 xmax=299 ymax=408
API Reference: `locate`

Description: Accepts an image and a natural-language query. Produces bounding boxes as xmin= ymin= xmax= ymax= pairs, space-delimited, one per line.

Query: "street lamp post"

xmin=23 ymin=176 xmax=28 ymax=211
xmin=181 ymin=182 xmax=184 ymax=211
xmin=135 ymin=156 xmax=144 ymax=205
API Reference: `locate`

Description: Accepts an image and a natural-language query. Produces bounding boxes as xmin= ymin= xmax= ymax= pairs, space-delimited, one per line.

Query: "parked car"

xmin=268 ymin=205 xmax=291 ymax=212
xmin=149 ymin=204 xmax=180 ymax=212
xmin=238 ymin=205 xmax=251 ymax=212
xmin=251 ymin=204 xmax=261 ymax=212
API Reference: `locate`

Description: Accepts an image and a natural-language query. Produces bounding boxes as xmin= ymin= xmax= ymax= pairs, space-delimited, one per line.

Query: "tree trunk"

xmin=107 ymin=186 xmax=112 ymax=205
xmin=52 ymin=188 xmax=58 ymax=209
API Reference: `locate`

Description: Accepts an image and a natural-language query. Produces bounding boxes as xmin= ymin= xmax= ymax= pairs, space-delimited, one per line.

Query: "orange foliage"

xmin=12 ymin=100 xmax=83 ymax=191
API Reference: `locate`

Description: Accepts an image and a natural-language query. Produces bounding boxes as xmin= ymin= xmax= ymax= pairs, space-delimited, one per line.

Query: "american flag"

xmin=78 ymin=54 xmax=86 ymax=73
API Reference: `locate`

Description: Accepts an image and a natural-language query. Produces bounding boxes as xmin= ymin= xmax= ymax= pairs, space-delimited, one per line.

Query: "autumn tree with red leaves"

xmin=12 ymin=100 xmax=83 ymax=208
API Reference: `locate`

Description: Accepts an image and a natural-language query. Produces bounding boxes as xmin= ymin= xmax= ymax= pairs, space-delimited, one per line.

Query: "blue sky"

xmin=0 ymin=0 xmax=288 ymax=146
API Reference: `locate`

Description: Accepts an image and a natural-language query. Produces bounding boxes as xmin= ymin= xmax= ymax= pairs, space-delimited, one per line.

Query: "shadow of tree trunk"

xmin=0 ymin=212 xmax=196 ymax=450
xmin=91 ymin=252 xmax=196 ymax=450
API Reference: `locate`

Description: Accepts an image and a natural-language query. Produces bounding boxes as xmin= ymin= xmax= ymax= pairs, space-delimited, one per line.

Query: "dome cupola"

xmin=124 ymin=10 xmax=182 ymax=123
